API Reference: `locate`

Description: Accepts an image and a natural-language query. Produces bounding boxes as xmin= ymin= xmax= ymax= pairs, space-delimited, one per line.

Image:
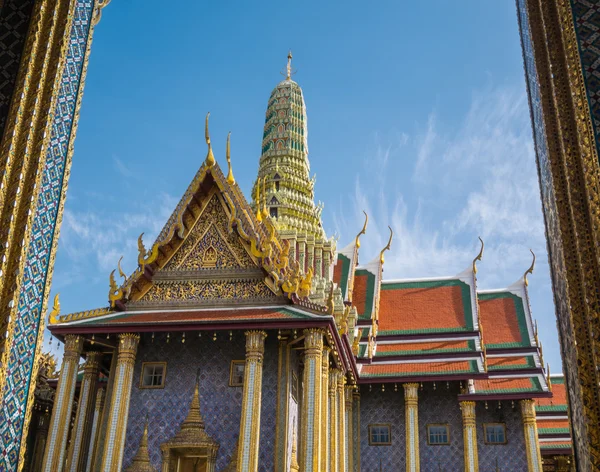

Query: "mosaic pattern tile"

xmin=0 ymin=2 xmax=95 ymax=468
xmin=123 ymin=332 xmax=279 ymax=471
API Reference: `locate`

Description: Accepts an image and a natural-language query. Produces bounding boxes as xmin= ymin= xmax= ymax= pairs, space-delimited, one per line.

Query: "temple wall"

xmin=476 ymin=401 xmax=527 ymax=470
xmin=122 ymin=331 xmax=279 ymax=471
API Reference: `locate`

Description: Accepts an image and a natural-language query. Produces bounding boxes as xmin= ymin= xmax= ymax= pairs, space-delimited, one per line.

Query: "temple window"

xmin=427 ymin=424 xmax=450 ymax=445
xmin=368 ymin=424 xmax=391 ymax=445
xmin=140 ymin=362 xmax=166 ymax=389
xmin=270 ymin=207 xmax=278 ymax=218
xmin=229 ymin=360 xmax=245 ymax=387
xmin=484 ymin=423 xmax=507 ymax=444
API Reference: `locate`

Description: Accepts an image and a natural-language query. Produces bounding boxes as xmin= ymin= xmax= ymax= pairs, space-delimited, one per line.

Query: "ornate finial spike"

xmin=355 ymin=211 xmax=368 ymax=248
xmin=255 ymin=180 xmax=262 ymax=222
xmin=109 ymin=270 xmax=118 ymax=293
xmin=379 ymin=226 xmax=393 ymax=264
xmin=262 ymin=176 xmax=268 ymax=218
xmin=524 ymin=249 xmax=536 ymax=286
xmin=205 ymin=112 xmax=215 ymax=168
xmin=118 ymin=256 xmax=126 ymax=280
xmin=49 ymin=294 xmax=60 ymax=324
xmin=226 ymin=131 xmax=235 ymax=185
xmin=287 ymin=50 xmax=293 ymax=80
xmin=327 ymin=283 xmax=335 ymax=315
xmin=547 ymin=363 xmax=552 ymax=391
xmin=472 ymin=237 xmax=484 ymax=274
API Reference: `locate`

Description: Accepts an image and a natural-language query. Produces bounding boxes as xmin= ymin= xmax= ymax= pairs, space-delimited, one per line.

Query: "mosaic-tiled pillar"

xmin=329 ymin=369 xmax=339 ymax=472
xmin=337 ymin=373 xmax=346 ymax=472
xmin=100 ymin=333 xmax=140 ymax=472
xmin=352 ymin=391 xmax=360 ymax=472
xmin=41 ymin=334 xmax=83 ymax=472
xmin=320 ymin=346 xmax=330 ymax=472
xmin=403 ymin=383 xmax=420 ymax=472
xmin=460 ymin=401 xmax=479 ymax=472
xmin=520 ymin=399 xmax=543 ymax=472
xmin=300 ymin=328 xmax=323 ymax=471
xmin=66 ymin=351 xmax=101 ymax=472
xmin=345 ymin=385 xmax=354 ymax=472
xmin=237 ymin=330 xmax=267 ymax=472
xmin=275 ymin=340 xmax=291 ymax=472
xmin=86 ymin=387 xmax=105 ymax=472
xmin=93 ymin=350 xmax=117 ymax=472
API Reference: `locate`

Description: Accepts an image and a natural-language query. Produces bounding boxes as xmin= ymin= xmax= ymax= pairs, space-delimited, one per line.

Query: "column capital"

xmin=303 ymin=328 xmax=324 ymax=356
xmin=64 ymin=335 xmax=84 ymax=361
xmin=337 ymin=371 xmax=346 ymax=392
xmin=403 ymin=382 xmax=419 ymax=402
xmin=245 ymin=330 xmax=267 ymax=353
xmin=83 ymin=352 xmax=101 ymax=373
xmin=520 ymin=399 xmax=536 ymax=422
xmin=329 ymin=369 xmax=340 ymax=396
xmin=460 ymin=400 xmax=476 ymax=418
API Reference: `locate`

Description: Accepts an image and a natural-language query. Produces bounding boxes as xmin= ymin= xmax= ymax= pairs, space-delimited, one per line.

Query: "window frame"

xmin=483 ymin=423 xmax=507 ymax=445
xmin=139 ymin=361 xmax=167 ymax=389
xmin=291 ymin=370 xmax=299 ymax=402
xmin=426 ymin=423 xmax=451 ymax=445
xmin=368 ymin=424 xmax=392 ymax=446
xmin=229 ymin=360 xmax=246 ymax=387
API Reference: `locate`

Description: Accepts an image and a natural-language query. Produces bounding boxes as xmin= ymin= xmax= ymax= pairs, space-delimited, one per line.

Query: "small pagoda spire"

xmin=524 ymin=249 xmax=536 ymax=286
xmin=286 ymin=50 xmax=293 ymax=80
xmin=226 ymin=131 xmax=235 ymax=185
xmin=181 ymin=379 xmax=205 ymax=431
xmin=124 ymin=416 xmax=156 ymax=472
xmin=205 ymin=112 xmax=215 ymax=168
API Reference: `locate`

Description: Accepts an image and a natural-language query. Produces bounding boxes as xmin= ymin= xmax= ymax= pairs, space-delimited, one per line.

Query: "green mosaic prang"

xmin=478 ymin=292 xmax=531 ymax=348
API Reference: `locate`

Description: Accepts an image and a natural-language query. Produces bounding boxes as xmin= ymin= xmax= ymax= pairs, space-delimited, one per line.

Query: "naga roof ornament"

xmin=524 ymin=249 xmax=536 ymax=286
xmin=226 ymin=131 xmax=235 ymax=185
xmin=472 ymin=236 xmax=484 ymax=274
xmin=205 ymin=112 xmax=215 ymax=168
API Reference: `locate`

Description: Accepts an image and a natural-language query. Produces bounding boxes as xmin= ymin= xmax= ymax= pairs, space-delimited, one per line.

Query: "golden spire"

xmin=205 ymin=112 xmax=215 ymax=168
xmin=286 ymin=50 xmax=293 ymax=80
xmin=48 ymin=293 xmax=60 ymax=324
xmin=124 ymin=417 xmax=155 ymax=472
xmin=262 ymin=176 xmax=268 ymax=218
xmin=472 ymin=237 xmax=484 ymax=274
xmin=524 ymin=249 xmax=536 ymax=286
xmin=379 ymin=226 xmax=393 ymax=264
xmin=255 ymin=180 xmax=262 ymax=222
xmin=355 ymin=211 xmax=368 ymax=248
xmin=226 ymin=131 xmax=235 ymax=185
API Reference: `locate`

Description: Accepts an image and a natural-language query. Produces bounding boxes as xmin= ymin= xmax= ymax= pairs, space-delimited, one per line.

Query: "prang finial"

xmin=262 ymin=176 xmax=269 ymax=218
xmin=524 ymin=249 xmax=536 ymax=286
xmin=226 ymin=132 xmax=235 ymax=185
xmin=355 ymin=211 xmax=368 ymax=248
xmin=205 ymin=112 xmax=215 ymax=168
xmin=287 ymin=50 xmax=292 ymax=80
xmin=379 ymin=226 xmax=393 ymax=264
xmin=255 ymin=180 xmax=262 ymax=223
xmin=473 ymin=237 xmax=484 ymax=274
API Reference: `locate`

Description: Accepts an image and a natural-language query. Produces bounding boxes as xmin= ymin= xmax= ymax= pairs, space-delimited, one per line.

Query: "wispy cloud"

xmin=113 ymin=155 xmax=137 ymax=179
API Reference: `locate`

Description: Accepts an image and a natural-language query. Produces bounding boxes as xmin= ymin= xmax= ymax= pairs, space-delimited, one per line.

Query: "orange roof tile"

xmin=354 ymin=272 xmax=373 ymax=319
xmin=537 ymin=419 xmax=570 ymax=430
xmin=375 ymin=340 xmax=472 ymax=357
xmin=488 ymin=356 xmax=535 ymax=370
xmin=536 ymin=380 xmax=568 ymax=411
xmin=378 ymin=280 xmax=472 ymax=335
xmin=473 ymin=377 xmax=542 ymax=394
xmin=361 ymin=360 xmax=477 ymax=378
xmin=478 ymin=292 xmax=530 ymax=348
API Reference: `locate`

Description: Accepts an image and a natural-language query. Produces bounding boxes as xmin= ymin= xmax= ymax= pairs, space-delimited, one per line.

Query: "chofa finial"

xmin=48 ymin=293 xmax=60 ymax=324
xmin=205 ymin=112 xmax=215 ymax=168
xmin=287 ymin=50 xmax=293 ymax=80
xmin=379 ymin=226 xmax=393 ymax=264
xmin=524 ymin=249 xmax=536 ymax=286
xmin=472 ymin=237 xmax=484 ymax=274
xmin=226 ymin=131 xmax=235 ymax=185
xmin=355 ymin=211 xmax=368 ymax=248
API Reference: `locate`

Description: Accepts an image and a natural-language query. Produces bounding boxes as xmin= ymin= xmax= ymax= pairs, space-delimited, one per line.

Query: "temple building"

xmin=42 ymin=54 xmax=572 ymax=472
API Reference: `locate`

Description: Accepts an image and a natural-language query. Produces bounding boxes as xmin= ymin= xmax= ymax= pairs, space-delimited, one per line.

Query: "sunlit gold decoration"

xmin=297 ymin=268 xmax=313 ymax=299
xmin=124 ymin=417 xmax=156 ymax=472
xmin=524 ymin=249 xmax=536 ymax=286
xmin=472 ymin=237 xmax=484 ymax=274
xmin=355 ymin=211 xmax=368 ymax=248
xmin=205 ymin=112 xmax=215 ymax=168
xmin=262 ymin=176 xmax=268 ymax=219
xmin=379 ymin=226 xmax=393 ymax=264
xmin=118 ymin=256 xmax=126 ymax=281
xmin=108 ymin=269 xmax=123 ymax=307
xmin=202 ymin=246 xmax=218 ymax=268
xmin=137 ymin=233 xmax=159 ymax=268
xmin=327 ymin=283 xmax=335 ymax=314
xmin=226 ymin=131 xmax=235 ymax=185
xmin=48 ymin=294 xmax=60 ymax=325
xmin=547 ymin=363 xmax=552 ymax=392
xmin=255 ymin=180 xmax=262 ymax=222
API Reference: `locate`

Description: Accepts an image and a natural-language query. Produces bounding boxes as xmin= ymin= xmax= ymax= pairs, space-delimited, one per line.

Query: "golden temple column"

xmin=85 ymin=387 xmax=105 ymax=472
xmin=321 ymin=346 xmax=331 ymax=472
xmin=345 ymin=385 xmax=354 ymax=472
xmin=329 ymin=369 xmax=339 ymax=472
xmin=237 ymin=330 xmax=267 ymax=472
xmin=66 ymin=352 xmax=101 ymax=472
xmin=460 ymin=401 xmax=479 ymax=472
xmin=275 ymin=340 xmax=291 ymax=472
xmin=520 ymin=399 xmax=543 ymax=472
xmin=352 ymin=390 xmax=361 ymax=472
xmin=299 ymin=328 xmax=323 ymax=471
xmin=93 ymin=351 xmax=117 ymax=472
xmin=100 ymin=333 xmax=140 ymax=472
xmin=337 ymin=373 xmax=347 ymax=472
xmin=404 ymin=383 xmax=420 ymax=472
xmin=41 ymin=334 xmax=83 ymax=472
xmin=31 ymin=411 xmax=51 ymax=472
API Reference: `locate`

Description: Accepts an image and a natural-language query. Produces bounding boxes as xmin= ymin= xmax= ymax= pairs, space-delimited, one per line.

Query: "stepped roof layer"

xmin=535 ymin=375 xmax=572 ymax=456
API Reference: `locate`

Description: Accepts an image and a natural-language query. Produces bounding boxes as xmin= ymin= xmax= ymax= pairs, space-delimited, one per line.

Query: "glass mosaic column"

xmin=275 ymin=340 xmax=291 ymax=472
xmin=41 ymin=334 xmax=83 ymax=472
xmin=520 ymin=399 xmax=543 ymax=472
xmin=329 ymin=369 xmax=339 ymax=472
xmin=337 ymin=373 xmax=346 ymax=472
xmin=237 ymin=330 xmax=267 ymax=472
xmin=321 ymin=346 xmax=330 ymax=472
xmin=100 ymin=333 xmax=140 ymax=472
xmin=66 ymin=352 xmax=100 ymax=472
xmin=345 ymin=386 xmax=354 ymax=472
xmin=300 ymin=328 xmax=323 ymax=471
xmin=85 ymin=387 xmax=105 ymax=472
xmin=352 ymin=391 xmax=361 ymax=472
xmin=92 ymin=350 xmax=117 ymax=472
xmin=403 ymin=383 xmax=420 ymax=472
xmin=460 ymin=401 xmax=479 ymax=472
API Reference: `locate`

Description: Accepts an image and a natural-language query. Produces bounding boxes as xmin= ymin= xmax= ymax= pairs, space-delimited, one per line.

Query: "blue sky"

xmin=47 ymin=1 xmax=562 ymax=370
